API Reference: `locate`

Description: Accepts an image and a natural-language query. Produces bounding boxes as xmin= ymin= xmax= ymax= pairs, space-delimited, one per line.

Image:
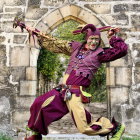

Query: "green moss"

xmin=0 ymin=133 xmax=12 ymax=140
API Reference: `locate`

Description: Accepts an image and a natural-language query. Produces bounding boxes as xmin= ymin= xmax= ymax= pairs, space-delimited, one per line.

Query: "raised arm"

xmin=98 ymin=36 xmax=128 ymax=63
xmin=98 ymin=28 xmax=128 ymax=63
xmin=37 ymin=34 xmax=72 ymax=56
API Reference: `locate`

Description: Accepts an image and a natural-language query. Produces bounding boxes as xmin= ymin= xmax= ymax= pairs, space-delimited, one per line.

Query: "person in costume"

xmin=24 ymin=24 xmax=128 ymax=140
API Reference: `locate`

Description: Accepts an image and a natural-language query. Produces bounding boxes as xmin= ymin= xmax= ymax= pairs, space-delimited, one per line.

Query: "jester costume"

xmin=25 ymin=24 xmax=128 ymax=140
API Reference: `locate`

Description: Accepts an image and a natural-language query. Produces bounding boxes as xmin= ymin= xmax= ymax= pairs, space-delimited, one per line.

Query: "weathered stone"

xmin=0 ymin=36 xmax=6 ymax=43
xmin=12 ymin=111 xmax=30 ymax=125
xmin=42 ymin=9 xmax=63 ymax=28
xmin=15 ymin=96 xmax=35 ymax=109
xmin=125 ymin=122 xmax=140 ymax=135
xmin=110 ymin=57 xmax=130 ymax=67
xmin=20 ymin=80 xmax=37 ymax=96
xmin=113 ymin=4 xmax=129 ymax=13
xmin=0 ymin=45 xmax=6 ymax=58
xmin=10 ymin=67 xmax=26 ymax=82
xmin=26 ymin=6 xmax=48 ymax=20
xmin=10 ymin=46 xmax=30 ymax=66
xmin=0 ymin=96 xmax=10 ymax=114
xmin=125 ymin=107 xmax=135 ymax=119
xmin=30 ymin=48 xmax=40 ymax=66
xmin=4 ymin=0 xmax=26 ymax=6
xmin=78 ymin=9 xmax=101 ymax=26
xmin=101 ymin=14 xmax=129 ymax=25
xmin=28 ymin=0 xmax=41 ymax=6
xmin=131 ymin=15 xmax=140 ymax=31
xmin=0 ymin=66 xmax=9 ymax=76
xmin=131 ymin=4 xmax=140 ymax=12
xmin=0 ymin=76 xmax=8 ymax=87
xmin=132 ymin=43 xmax=140 ymax=66
xmin=0 ymin=96 xmax=11 ymax=131
xmin=35 ymin=21 xmax=51 ymax=34
xmin=13 ymin=35 xmax=27 ymax=44
xmin=26 ymin=67 xmax=37 ymax=80
xmin=110 ymin=87 xmax=129 ymax=106
xmin=134 ymin=67 xmax=140 ymax=84
xmin=0 ymin=1 xmax=4 ymax=13
xmin=44 ymin=0 xmax=65 ymax=7
xmin=59 ymin=5 xmax=81 ymax=20
xmin=80 ymin=0 xmax=96 ymax=1
xmin=85 ymin=4 xmax=111 ymax=14
xmin=0 ymin=13 xmax=17 ymax=19
xmin=106 ymin=67 xmax=115 ymax=86
xmin=4 ymin=7 xmax=22 ymax=13
xmin=116 ymin=67 xmax=131 ymax=86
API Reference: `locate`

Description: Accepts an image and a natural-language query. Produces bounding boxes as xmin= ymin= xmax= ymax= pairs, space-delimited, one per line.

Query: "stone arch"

xmin=26 ymin=4 xmax=111 ymax=98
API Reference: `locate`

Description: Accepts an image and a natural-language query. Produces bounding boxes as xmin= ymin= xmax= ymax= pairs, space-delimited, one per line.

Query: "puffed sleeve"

xmin=37 ymin=34 xmax=72 ymax=56
xmin=98 ymin=36 xmax=128 ymax=63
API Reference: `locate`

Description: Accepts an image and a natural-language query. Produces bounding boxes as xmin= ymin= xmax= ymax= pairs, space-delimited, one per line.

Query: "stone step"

xmin=44 ymin=134 xmax=107 ymax=140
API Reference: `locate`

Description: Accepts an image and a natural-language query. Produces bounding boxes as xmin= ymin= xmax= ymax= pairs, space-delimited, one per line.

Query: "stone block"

xmin=116 ymin=67 xmax=131 ymax=86
xmin=110 ymin=57 xmax=129 ymax=67
xmin=0 ymin=66 xmax=9 ymax=76
xmin=79 ymin=0 xmax=96 ymax=1
xmin=12 ymin=111 xmax=30 ymax=125
xmin=131 ymin=15 xmax=140 ymax=31
xmin=0 ymin=96 xmax=10 ymax=114
xmin=85 ymin=4 xmax=111 ymax=14
xmin=35 ymin=21 xmax=51 ymax=34
xmin=132 ymin=43 xmax=140 ymax=66
xmin=59 ymin=5 xmax=81 ymax=19
xmin=101 ymin=14 xmax=129 ymax=25
xmin=0 ymin=13 xmax=17 ymax=19
xmin=20 ymin=80 xmax=37 ymax=96
xmin=134 ymin=67 xmax=140 ymax=84
xmin=44 ymin=0 xmax=65 ymax=7
xmin=131 ymin=4 xmax=140 ymax=12
xmin=78 ymin=9 xmax=101 ymax=26
xmin=42 ymin=9 xmax=63 ymax=28
xmin=4 ymin=7 xmax=22 ymax=13
xmin=110 ymin=87 xmax=129 ymax=106
xmin=26 ymin=67 xmax=37 ymax=80
xmin=28 ymin=0 xmax=41 ymax=6
xmin=0 ymin=45 xmax=6 ymax=58
xmin=106 ymin=67 xmax=115 ymax=86
xmin=30 ymin=48 xmax=40 ymax=66
xmin=0 ymin=21 xmax=22 ymax=33
xmin=25 ymin=6 xmax=48 ymax=20
xmin=0 ymin=36 xmax=6 ymax=43
xmin=13 ymin=35 xmax=27 ymax=44
xmin=15 ymin=96 xmax=35 ymax=108
xmin=113 ymin=4 xmax=129 ymax=13
xmin=125 ymin=122 xmax=140 ymax=135
xmin=10 ymin=67 xmax=26 ymax=82
xmin=10 ymin=46 xmax=30 ymax=66
xmin=4 ymin=0 xmax=26 ymax=6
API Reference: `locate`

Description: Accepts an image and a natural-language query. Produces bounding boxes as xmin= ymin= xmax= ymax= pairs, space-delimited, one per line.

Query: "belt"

xmin=62 ymin=84 xmax=80 ymax=90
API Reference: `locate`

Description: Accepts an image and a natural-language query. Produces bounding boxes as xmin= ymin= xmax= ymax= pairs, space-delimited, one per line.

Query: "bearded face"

xmin=86 ymin=35 xmax=100 ymax=50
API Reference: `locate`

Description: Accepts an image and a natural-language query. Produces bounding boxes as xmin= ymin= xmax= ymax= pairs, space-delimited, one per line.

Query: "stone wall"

xmin=0 ymin=0 xmax=140 ymax=137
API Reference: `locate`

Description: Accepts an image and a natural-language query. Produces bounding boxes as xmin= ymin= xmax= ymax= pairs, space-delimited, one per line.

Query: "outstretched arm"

xmin=37 ymin=34 xmax=71 ymax=56
xmin=98 ymin=28 xmax=128 ymax=63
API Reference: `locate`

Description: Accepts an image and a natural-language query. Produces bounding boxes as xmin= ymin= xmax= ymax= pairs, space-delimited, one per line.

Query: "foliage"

xmin=85 ymin=64 xmax=107 ymax=102
xmin=122 ymin=137 xmax=140 ymax=140
xmin=0 ymin=133 xmax=12 ymax=140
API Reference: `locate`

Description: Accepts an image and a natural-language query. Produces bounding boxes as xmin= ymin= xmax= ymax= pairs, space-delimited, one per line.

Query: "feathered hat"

xmin=73 ymin=24 xmax=112 ymax=40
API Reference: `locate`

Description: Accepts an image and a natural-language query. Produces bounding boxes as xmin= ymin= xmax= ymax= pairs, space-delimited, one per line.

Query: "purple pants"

xmin=28 ymin=89 xmax=69 ymax=135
